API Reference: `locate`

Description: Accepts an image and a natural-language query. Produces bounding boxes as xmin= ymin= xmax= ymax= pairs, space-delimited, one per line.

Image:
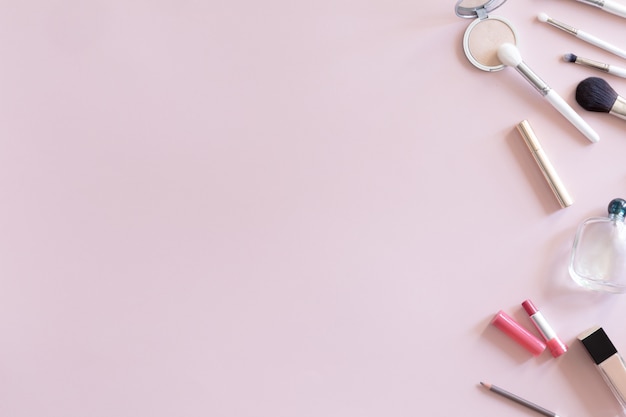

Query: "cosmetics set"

xmin=489 ymin=303 xmax=626 ymax=415
xmin=455 ymin=0 xmax=626 ymax=414
xmin=455 ymin=0 xmax=600 ymax=143
xmin=455 ymin=0 xmax=626 ymax=136
xmin=455 ymin=0 xmax=626 ymax=287
xmin=490 ymin=299 xmax=626 ymax=414
xmin=455 ymin=0 xmax=626 ymax=286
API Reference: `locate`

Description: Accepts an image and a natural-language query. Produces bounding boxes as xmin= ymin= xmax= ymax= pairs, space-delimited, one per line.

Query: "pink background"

xmin=2 ymin=0 xmax=626 ymax=416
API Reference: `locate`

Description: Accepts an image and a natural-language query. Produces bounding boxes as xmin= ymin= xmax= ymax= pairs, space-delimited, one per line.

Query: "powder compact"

xmin=455 ymin=0 xmax=519 ymax=71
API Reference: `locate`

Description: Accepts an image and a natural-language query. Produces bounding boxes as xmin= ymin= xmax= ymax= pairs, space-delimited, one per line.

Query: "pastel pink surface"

xmin=3 ymin=1 xmax=626 ymax=417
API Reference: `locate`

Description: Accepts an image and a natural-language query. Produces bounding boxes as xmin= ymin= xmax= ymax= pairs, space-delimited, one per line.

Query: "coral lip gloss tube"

xmin=492 ymin=310 xmax=546 ymax=356
xmin=522 ymin=299 xmax=568 ymax=357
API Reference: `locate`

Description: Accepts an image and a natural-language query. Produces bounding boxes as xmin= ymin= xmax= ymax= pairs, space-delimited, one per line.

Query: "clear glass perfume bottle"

xmin=570 ymin=198 xmax=626 ymax=293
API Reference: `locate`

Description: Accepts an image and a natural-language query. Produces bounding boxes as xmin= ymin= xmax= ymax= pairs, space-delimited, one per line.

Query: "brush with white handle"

xmin=497 ymin=43 xmax=600 ymax=143
xmin=571 ymin=0 xmax=626 ymax=18
xmin=538 ymin=12 xmax=626 ymax=60
xmin=563 ymin=53 xmax=626 ymax=78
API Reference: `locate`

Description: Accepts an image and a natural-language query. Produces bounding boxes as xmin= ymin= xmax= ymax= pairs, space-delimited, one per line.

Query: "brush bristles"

xmin=576 ymin=77 xmax=618 ymax=113
xmin=538 ymin=12 xmax=550 ymax=23
xmin=497 ymin=43 xmax=522 ymax=67
xmin=563 ymin=53 xmax=577 ymax=63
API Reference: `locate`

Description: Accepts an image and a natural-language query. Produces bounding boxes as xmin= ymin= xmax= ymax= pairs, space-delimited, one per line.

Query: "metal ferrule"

xmin=574 ymin=56 xmax=610 ymax=72
xmin=546 ymin=16 xmax=578 ymax=35
xmin=610 ymin=95 xmax=626 ymax=119
xmin=577 ymin=0 xmax=605 ymax=7
xmin=515 ymin=62 xmax=550 ymax=95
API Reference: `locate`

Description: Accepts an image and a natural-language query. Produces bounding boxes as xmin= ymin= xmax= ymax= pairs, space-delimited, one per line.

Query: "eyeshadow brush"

xmin=538 ymin=13 xmax=626 ymax=60
xmin=563 ymin=53 xmax=626 ymax=78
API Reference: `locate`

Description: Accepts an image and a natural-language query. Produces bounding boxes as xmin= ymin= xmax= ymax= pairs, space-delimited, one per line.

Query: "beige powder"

xmin=467 ymin=18 xmax=516 ymax=68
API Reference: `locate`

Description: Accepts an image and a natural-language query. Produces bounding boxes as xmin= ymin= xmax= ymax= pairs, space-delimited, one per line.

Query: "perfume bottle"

xmin=569 ymin=198 xmax=626 ymax=293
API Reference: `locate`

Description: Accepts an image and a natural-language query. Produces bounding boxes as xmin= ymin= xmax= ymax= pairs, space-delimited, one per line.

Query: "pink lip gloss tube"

xmin=522 ymin=299 xmax=568 ymax=357
xmin=491 ymin=310 xmax=546 ymax=356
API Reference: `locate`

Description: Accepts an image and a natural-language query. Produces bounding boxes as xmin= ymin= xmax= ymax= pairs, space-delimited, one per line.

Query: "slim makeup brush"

xmin=538 ymin=12 xmax=626 ymax=60
xmin=569 ymin=0 xmax=626 ymax=18
xmin=575 ymin=77 xmax=626 ymax=120
xmin=497 ymin=43 xmax=599 ymax=143
xmin=563 ymin=53 xmax=626 ymax=78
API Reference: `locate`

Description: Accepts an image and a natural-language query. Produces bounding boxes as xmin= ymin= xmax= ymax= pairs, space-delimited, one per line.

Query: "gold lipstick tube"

xmin=516 ymin=120 xmax=573 ymax=208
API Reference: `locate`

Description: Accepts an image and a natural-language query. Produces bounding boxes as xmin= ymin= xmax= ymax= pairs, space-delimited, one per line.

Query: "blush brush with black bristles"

xmin=576 ymin=77 xmax=626 ymax=120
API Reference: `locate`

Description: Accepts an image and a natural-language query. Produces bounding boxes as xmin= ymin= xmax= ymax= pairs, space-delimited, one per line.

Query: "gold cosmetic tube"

xmin=516 ymin=120 xmax=573 ymax=208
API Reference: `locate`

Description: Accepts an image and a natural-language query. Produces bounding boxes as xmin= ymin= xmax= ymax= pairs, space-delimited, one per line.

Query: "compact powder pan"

xmin=455 ymin=0 xmax=518 ymax=71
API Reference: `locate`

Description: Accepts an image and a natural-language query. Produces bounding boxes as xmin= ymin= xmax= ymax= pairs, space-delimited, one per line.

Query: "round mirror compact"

xmin=455 ymin=0 xmax=519 ymax=72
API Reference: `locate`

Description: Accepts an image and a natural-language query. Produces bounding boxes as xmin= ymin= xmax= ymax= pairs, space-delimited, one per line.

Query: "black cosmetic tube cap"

xmin=578 ymin=326 xmax=618 ymax=365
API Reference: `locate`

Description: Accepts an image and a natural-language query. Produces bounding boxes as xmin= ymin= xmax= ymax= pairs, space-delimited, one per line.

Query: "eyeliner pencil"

xmin=480 ymin=382 xmax=560 ymax=417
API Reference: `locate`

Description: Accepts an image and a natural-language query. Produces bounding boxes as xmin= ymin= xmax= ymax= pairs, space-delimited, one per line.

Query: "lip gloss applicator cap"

xmin=492 ymin=310 xmax=547 ymax=356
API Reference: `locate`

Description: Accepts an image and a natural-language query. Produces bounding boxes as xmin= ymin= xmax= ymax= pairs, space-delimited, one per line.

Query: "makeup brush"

xmin=576 ymin=77 xmax=626 ymax=120
xmin=569 ymin=0 xmax=626 ymax=18
xmin=497 ymin=43 xmax=600 ymax=143
xmin=563 ymin=53 xmax=626 ymax=78
xmin=538 ymin=13 xmax=626 ymax=60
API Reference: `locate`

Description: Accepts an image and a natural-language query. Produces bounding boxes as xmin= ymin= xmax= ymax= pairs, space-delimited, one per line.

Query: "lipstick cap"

xmin=492 ymin=310 xmax=546 ymax=356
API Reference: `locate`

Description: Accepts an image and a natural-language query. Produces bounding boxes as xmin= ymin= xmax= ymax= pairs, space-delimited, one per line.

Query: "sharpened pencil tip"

xmin=480 ymin=381 xmax=491 ymax=389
